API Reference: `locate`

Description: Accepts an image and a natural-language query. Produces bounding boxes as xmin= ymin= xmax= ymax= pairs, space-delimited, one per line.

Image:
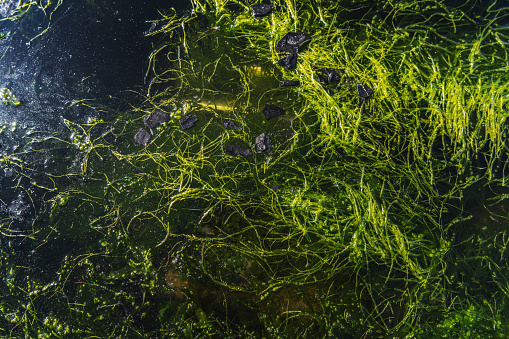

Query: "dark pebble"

xmin=251 ymin=3 xmax=272 ymax=17
xmin=278 ymin=52 xmax=298 ymax=70
xmin=357 ymin=84 xmax=374 ymax=99
xmin=134 ymin=128 xmax=151 ymax=146
xmin=275 ymin=32 xmax=311 ymax=53
xmin=282 ymin=80 xmax=300 ymax=87
xmin=263 ymin=103 xmax=285 ymax=120
xmin=143 ymin=109 xmax=170 ymax=129
xmin=254 ymin=133 xmax=271 ymax=153
xmin=224 ymin=144 xmax=253 ymax=157
xmin=223 ymin=119 xmax=238 ymax=129
xmin=179 ymin=113 xmax=199 ymax=129
xmin=319 ymin=68 xmax=341 ymax=84
xmin=270 ymin=185 xmax=279 ymax=192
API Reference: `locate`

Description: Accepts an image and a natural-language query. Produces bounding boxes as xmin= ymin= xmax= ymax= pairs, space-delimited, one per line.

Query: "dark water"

xmin=0 ymin=0 xmax=186 ymax=129
xmin=0 ymin=0 xmax=188 ymax=220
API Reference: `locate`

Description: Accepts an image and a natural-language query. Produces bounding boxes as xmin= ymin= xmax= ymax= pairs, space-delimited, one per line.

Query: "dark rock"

xmin=254 ymin=133 xmax=271 ymax=153
xmin=282 ymin=80 xmax=300 ymax=87
xmin=263 ymin=104 xmax=284 ymax=120
xmin=319 ymin=68 xmax=341 ymax=84
xmin=179 ymin=113 xmax=199 ymax=129
xmin=134 ymin=128 xmax=151 ymax=146
xmin=224 ymin=144 xmax=253 ymax=157
xmin=275 ymin=32 xmax=311 ymax=53
xmin=270 ymin=185 xmax=279 ymax=192
xmin=143 ymin=109 xmax=170 ymax=129
xmin=251 ymin=3 xmax=272 ymax=17
xmin=357 ymin=84 xmax=374 ymax=99
xmin=278 ymin=52 xmax=297 ymax=70
xmin=317 ymin=73 xmax=329 ymax=84
xmin=357 ymin=99 xmax=364 ymax=108
xmin=223 ymin=119 xmax=238 ymax=129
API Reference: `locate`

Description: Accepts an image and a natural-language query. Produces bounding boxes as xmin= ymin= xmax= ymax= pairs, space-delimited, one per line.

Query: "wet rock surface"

xmin=357 ymin=83 xmax=374 ymax=99
xmin=281 ymin=80 xmax=300 ymax=87
xmin=278 ymin=52 xmax=298 ymax=70
xmin=318 ymin=68 xmax=341 ymax=84
xmin=134 ymin=128 xmax=151 ymax=146
xmin=263 ymin=103 xmax=284 ymax=120
xmin=254 ymin=133 xmax=271 ymax=153
xmin=251 ymin=3 xmax=272 ymax=17
xmin=275 ymin=32 xmax=311 ymax=53
xmin=143 ymin=109 xmax=170 ymax=129
xmin=224 ymin=144 xmax=253 ymax=157
xmin=223 ymin=119 xmax=238 ymax=129
xmin=179 ymin=113 xmax=199 ymax=130
xmin=8 ymin=194 xmax=29 ymax=217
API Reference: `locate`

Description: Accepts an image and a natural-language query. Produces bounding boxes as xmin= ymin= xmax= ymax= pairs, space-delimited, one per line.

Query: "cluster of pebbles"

xmin=135 ymin=2 xmax=373 ymax=156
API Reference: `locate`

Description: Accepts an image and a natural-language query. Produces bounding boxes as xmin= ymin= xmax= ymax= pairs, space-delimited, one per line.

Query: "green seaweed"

xmin=3 ymin=0 xmax=509 ymax=337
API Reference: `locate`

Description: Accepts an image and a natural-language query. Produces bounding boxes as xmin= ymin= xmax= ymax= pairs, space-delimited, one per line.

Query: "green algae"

xmin=3 ymin=0 xmax=509 ymax=337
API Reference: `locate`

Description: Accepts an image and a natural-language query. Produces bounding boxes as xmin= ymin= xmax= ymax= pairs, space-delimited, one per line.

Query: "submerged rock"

xmin=318 ymin=68 xmax=341 ymax=84
xmin=282 ymin=80 xmax=300 ymax=87
xmin=275 ymin=32 xmax=311 ymax=53
xmin=254 ymin=133 xmax=271 ymax=153
xmin=143 ymin=109 xmax=170 ymax=129
xmin=223 ymin=119 xmax=238 ymax=129
xmin=224 ymin=144 xmax=253 ymax=157
xmin=357 ymin=84 xmax=374 ymax=99
xmin=263 ymin=103 xmax=284 ymax=120
xmin=179 ymin=113 xmax=199 ymax=129
xmin=134 ymin=128 xmax=151 ymax=146
xmin=278 ymin=52 xmax=298 ymax=70
xmin=251 ymin=3 xmax=272 ymax=17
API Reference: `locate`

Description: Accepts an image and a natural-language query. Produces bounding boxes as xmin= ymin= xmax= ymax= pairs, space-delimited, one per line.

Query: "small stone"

xmin=134 ymin=128 xmax=151 ymax=146
xmin=270 ymin=185 xmax=279 ymax=192
xmin=223 ymin=119 xmax=238 ymax=129
xmin=254 ymin=133 xmax=271 ymax=153
xmin=357 ymin=99 xmax=364 ymax=108
xmin=319 ymin=68 xmax=341 ymax=83
xmin=179 ymin=113 xmax=199 ymax=129
xmin=263 ymin=104 xmax=284 ymax=120
xmin=278 ymin=52 xmax=297 ymax=70
xmin=282 ymin=80 xmax=300 ymax=87
xmin=357 ymin=84 xmax=374 ymax=99
xmin=275 ymin=32 xmax=311 ymax=53
xmin=224 ymin=144 xmax=253 ymax=157
xmin=251 ymin=3 xmax=272 ymax=17
xmin=143 ymin=109 xmax=170 ymax=129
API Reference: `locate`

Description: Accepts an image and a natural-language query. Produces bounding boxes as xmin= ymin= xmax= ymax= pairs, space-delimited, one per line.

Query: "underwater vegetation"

xmin=3 ymin=0 xmax=509 ymax=337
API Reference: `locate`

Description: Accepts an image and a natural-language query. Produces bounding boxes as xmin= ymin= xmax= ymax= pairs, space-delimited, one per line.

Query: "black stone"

xmin=357 ymin=84 xmax=374 ymax=99
xmin=318 ymin=68 xmax=341 ymax=84
xmin=254 ymin=133 xmax=271 ymax=153
xmin=251 ymin=3 xmax=272 ymax=17
xmin=134 ymin=128 xmax=151 ymax=146
xmin=270 ymin=185 xmax=279 ymax=192
xmin=263 ymin=104 xmax=285 ymax=120
xmin=224 ymin=144 xmax=253 ymax=157
xmin=282 ymin=80 xmax=300 ymax=87
xmin=223 ymin=119 xmax=238 ymax=129
xmin=179 ymin=113 xmax=199 ymax=129
xmin=275 ymin=32 xmax=311 ymax=53
xmin=357 ymin=99 xmax=364 ymax=108
xmin=143 ymin=109 xmax=170 ymax=129
xmin=317 ymin=73 xmax=329 ymax=84
xmin=278 ymin=52 xmax=297 ymax=70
